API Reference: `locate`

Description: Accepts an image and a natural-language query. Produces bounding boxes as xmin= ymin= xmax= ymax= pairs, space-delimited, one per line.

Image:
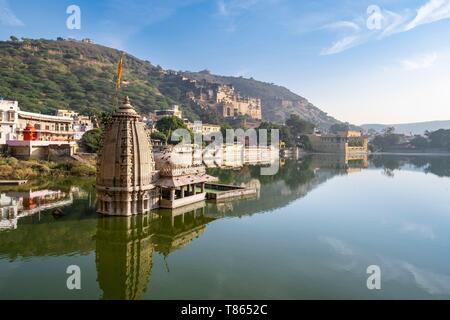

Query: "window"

xmin=7 ymin=111 xmax=15 ymax=121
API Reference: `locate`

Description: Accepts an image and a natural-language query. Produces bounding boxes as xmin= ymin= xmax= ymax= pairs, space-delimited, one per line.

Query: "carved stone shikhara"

xmin=96 ymin=96 xmax=159 ymax=216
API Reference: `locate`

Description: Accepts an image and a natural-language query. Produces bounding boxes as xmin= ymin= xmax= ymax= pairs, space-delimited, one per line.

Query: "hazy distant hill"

xmin=361 ymin=120 xmax=450 ymax=135
xmin=0 ymin=38 xmax=341 ymax=128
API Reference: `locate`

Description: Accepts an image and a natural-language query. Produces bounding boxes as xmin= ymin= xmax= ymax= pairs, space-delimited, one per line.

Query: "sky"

xmin=1 ymin=0 xmax=450 ymax=125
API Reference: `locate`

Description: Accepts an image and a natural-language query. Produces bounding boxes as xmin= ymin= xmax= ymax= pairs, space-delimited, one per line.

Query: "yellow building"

xmin=187 ymin=121 xmax=221 ymax=135
xmin=308 ymin=130 xmax=368 ymax=154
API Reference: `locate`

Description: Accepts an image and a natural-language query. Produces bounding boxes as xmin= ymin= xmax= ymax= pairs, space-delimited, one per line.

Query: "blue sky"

xmin=1 ymin=0 xmax=450 ymax=125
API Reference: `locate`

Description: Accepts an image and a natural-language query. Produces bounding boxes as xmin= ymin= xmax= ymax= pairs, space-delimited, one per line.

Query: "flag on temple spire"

xmin=116 ymin=52 xmax=124 ymax=90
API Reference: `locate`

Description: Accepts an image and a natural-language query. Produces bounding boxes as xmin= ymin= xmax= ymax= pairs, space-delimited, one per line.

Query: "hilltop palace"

xmin=96 ymin=96 xmax=217 ymax=216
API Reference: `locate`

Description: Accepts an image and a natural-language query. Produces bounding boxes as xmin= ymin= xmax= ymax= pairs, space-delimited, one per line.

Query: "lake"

xmin=1 ymin=154 xmax=450 ymax=299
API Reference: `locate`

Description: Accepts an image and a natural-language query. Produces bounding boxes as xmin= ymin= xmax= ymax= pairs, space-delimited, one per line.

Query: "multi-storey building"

xmin=0 ymin=99 xmax=91 ymax=158
xmin=186 ymin=81 xmax=262 ymax=120
xmin=0 ymin=100 xmax=19 ymax=146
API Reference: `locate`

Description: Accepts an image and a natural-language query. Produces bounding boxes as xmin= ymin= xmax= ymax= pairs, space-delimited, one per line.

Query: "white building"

xmin=0 ymin=100 xmax=19 ymax=145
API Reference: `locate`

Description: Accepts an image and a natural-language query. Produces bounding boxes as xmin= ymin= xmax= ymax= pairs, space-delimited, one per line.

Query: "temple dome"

xmin=97 ymin=96 xmax=156 ymax=192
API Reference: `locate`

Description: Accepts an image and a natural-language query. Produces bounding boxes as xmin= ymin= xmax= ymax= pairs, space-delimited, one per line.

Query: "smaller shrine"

xmin=154 ymin=146 xmax=216 ymax=209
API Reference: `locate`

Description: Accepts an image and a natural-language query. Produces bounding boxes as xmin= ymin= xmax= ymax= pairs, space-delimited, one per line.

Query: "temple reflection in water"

xmin=95 ymin=202 xmax=214 ymax=299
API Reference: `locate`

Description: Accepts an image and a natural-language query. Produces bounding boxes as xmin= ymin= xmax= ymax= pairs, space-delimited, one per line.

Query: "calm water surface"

xmin=1 ymin=154 xmax=450 ymax=299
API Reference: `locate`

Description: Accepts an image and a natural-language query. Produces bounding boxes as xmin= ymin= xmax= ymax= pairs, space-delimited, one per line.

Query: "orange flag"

xmin=116 ymin=53 xmax=124 ymax=90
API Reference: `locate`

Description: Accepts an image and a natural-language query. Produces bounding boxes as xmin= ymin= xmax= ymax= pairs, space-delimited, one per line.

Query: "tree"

xmin=151 ymin=131 xmax=167 ymax=143
xmin=410 ymin=136 xmax=429 ymax=149
xmin=427 ymin=129 xmax=450 ymax=150
xmin=372 ymin=133 xmax=401 ymax=150
xmin=383 ymin=126 xmax=395 ymax=135
xmin=280 ymin=126 xmax=295 ymax=147
xmin=80 ymin=129 xmax=103 ymax=153
xmin=329 ymin=122 xmax=350 ymax=134
xmin=257 ymin=121 xmax=279 ymax=145
xmin=285 ymin=114 xmax=315 ymax=136
xmin=220 ymin=123 xmax=233 ymax=139
xmin=10 ymin=35 xmax=19 ymax=42
xmin=156 ymin=116 xmax=188 ymax=134
xmin=155 ymin=116 xmax=191 ymax=145
xmin=99 ymin=111 xmax=112 ymax=129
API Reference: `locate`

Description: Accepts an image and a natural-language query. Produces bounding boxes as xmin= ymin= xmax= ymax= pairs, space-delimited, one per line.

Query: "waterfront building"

xmin=152 ymin=105 xmax=183 ymax=121
xmin=0 ymin=99 xmax=92 ymax=145
xmin=154 ymin=145 xmax=216 ymax=209
xmin=96 ymin=96 xmax=160 ymax=216
xmin=1 ymin=99 xmax=93 ymax=158
xmin=9 ymin=108 xmax=78 ymax=159
xmin=56 ymin=109 xmax=93 ymax=140
xmin=16 ymin=111 xmax=75 ymax=141
xmin=186 ymin=121 xmax=221 ymax=136
xmin=307 ymin=130 xmax=368 ymax=154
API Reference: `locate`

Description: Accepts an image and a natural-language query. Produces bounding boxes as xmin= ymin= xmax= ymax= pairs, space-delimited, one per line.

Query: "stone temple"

xmin=96 ymin=96 xmax=159 ymax=216
xmin=96 ymin=96 xmax=215 ymax=216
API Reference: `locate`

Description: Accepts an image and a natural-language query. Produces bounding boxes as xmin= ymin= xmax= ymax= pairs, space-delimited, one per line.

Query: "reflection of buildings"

xmin=310 ymin=153 xmax=368 ymax=172
xmin=0 ymin=188 xmax=85 ymax=230
xmin=95 ymin=202 xmax=214 ymax=300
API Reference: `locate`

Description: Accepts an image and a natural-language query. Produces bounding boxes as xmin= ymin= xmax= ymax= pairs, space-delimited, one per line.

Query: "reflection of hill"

xmin=370 ymin=154 xmax=450 ymax=178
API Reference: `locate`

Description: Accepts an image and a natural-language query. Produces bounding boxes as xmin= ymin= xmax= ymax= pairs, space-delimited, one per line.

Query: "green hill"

xmin=0 ymin=38 xmax=341 ymax=128
xmin=0 ymin=38 xmax=189 ymax=116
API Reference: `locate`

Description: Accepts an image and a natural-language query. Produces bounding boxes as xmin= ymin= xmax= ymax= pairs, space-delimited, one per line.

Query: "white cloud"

xmin=401 ymin=53 xmax=438 ymax=71
xmin=400 ymin=222 xmax=436 ymax=239
xmin=406 ymin=0 xmax=450 ymax=31
xmin=321 ymin=35 xmax=362 ymax=56
xmin=0 ymin=0 xmax=24 ymax=27
xmin=320 ymin=236 xmax=355 ymax=256
xmin=403 ymin=262 xmax=450 ymax=295
xmin=216 ymin=0 xmax=260 ymax=17
xmin=322 ymin=20 xmax=361 ymax=31
xmin=321 ymin=0 xmax=450 ymax=55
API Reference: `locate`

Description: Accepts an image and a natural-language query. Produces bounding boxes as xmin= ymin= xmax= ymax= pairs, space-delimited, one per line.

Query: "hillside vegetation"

xmin=0 ymin=38 xmax=186 ymax=117
xmin=0 ymin=38 xmax=341 ymax=128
